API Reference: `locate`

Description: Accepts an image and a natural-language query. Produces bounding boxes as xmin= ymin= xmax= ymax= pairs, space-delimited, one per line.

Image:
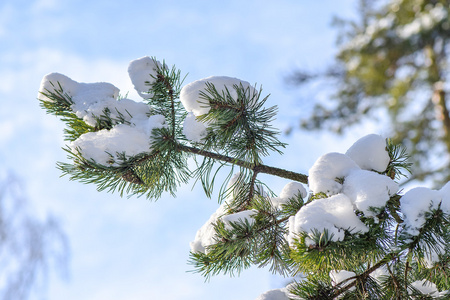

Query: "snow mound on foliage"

xmin=343 ymin=169 xmax=398 ymax=218
xmin=288 ymin=193 xmax=369 ymax=246
xmin=70 ymin=115 xmax=165 ymax=165
xmin=182 ymin=112 xmax=207 ymax=142
xmin=270 ymin=181 xmax=307 ymax=209
xmin=400 ymin=187 xmax=441 ymax=236
xmin=128 ymin=56 xmax=162 ymax=99
xmin=38 ymin=60 xmax=166 ymax=166
xmin=345 ymin=134 xmax=390 ymax=172
xmin=180 ymin=76 xmax=256 ymax=116
xmin=308 ymin=152 xmax=360 ymax=195
xmin=254 ymin=288 xmax=290 ymax=300
xmin=289 ymin=134 xmax=399 ymax=246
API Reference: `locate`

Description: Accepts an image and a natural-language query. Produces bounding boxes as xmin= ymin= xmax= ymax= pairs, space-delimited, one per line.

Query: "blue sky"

xmin=0 ymin=0 xmax=375 ymax=299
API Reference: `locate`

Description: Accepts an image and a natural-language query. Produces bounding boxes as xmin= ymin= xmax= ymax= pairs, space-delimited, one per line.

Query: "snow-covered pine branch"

xmin=38 ymin=56 xmax=449 ymax=299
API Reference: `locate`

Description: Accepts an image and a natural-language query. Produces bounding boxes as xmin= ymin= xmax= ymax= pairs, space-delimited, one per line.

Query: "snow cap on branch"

xmin=190 ymin=173 xmax=258 ymax=254
xmin=308 ymin=152 xmax=360 ymax=195
xmin=70 ymin=114 xmax=166 ymax=166
xmin=128 ymin=56 xmax=162 ymax=99
xmin=254 ymin=288 xmax=290 ymax=300
xmin=288 ymin=193 xmax=369 ymax=246
xmin=38 ymin=72 xmax=150 ymax=127
xmin=182 ymin=112 xmax=207 ymax=142
xmin=190 ymin=202 xmax=228 ymax=254
xmin=179 ymin=76 xmax=256 ymax=116
xmin=290 ymin=134 xmax=399 ymax=246
xmin=330 ymin=270 xmax=356 ymax=291
xmin=39 ymin=73 xmax=120 ymax=106
xmin=345 ymin=134 xmax=390 ymax=172
xmin=400 ymin=187 xmax=441 ymax=236
xmin=409 ymin=279 xmax=448 ymax=298
xmin=221 ymin=210 xmax=257 ymax=230
xmin=270 ymin=181 xmax=307 ymax=209
xmin=343 ymin=169 xmax=399 ymax=219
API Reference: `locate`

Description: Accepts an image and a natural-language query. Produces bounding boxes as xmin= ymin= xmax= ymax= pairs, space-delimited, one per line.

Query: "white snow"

xmin=190 ymin=173 xmax=255 ymax=254
xmin=400 ymin=187 xmax=441 ymax=236
xmin=182 ymin=112 xmax=207 ymax=142
xmin=280 ymin=182 xmax=307 ymax=199
xmin=308 ymin=152 xmax=360 ymax=195
xmin=270 ymin=181 xmax=307 ymax=209
xmin=221 ymin=210 xmax=257 ymax=230
xmin=38 ymin=72 xmax=151 ymax=127
xmin=179 ymin=76 xmax=256 ymax=116
xmin=75 ymin=98 xmax=151 ymax=127
xmin=345 ymin=134 xmax=390 ymax=172
xmin=422 ymin=234 xmax=445 ymax=268
xmin=254 ymin=288 xmax=290 ymax=300
xmin=38 ymin=68 xmax=170 ymax=166
xmin=70 ymin=114 xmax=166 ymax=166
xmin=190 ymin=208 xmax=257 ymax=254
xmin=128 ymin=56 xmax=162 ymax=99
xmin=288 ymin=193 xmax=369 ymax=246
xmin=289 ymin=134 xmax=402 ymax=246
xmin=370 ymin=266 xmax=389 ymax=284
xmin=343 ymin=169 xmax=399 ymax=218
xmin=39 ymin=72 xmax=120 ymax=110
xmin=439 ymin=181 xmax=450 ymax=212
xmin=330 ymin=270 xmax=356 ymax=290
xmin=410 ymin=279 xmax=448 ymax=298
xmin=190 ymin=202 xmax=228 ymax=254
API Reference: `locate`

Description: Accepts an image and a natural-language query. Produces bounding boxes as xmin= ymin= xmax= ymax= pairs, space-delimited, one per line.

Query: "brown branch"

xmin=426 ymin=44 xmax=450 ymax=155
xmin=178 ymin=144 xmax=308 ymax=184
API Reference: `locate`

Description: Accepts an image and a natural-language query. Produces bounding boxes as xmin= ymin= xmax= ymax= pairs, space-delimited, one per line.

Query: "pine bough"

xmin=38 ymin=56 xmax=450 ymax=299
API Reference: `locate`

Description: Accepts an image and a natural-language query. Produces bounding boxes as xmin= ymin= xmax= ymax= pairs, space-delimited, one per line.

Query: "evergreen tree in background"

xmin=289 ymin=0 xmax=450 ymax=186
xmin=38 ymin=57 xmax=450 ymax=299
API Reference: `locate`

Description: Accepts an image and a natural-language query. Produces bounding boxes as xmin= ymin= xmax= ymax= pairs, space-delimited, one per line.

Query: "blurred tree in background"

xmin=0 ymin=171 xmax=69 ymax=300
xmin=290 ymin=0 xmax=450 ymax=186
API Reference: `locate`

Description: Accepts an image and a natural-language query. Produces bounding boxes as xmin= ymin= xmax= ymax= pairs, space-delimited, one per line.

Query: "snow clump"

xmin=400 ymin=187 xmax=441 ymax=236
xmin=70 ymin=115 xmax=165 ymax=166
xmin=308 ymin=152 xmax=360 ymax=196
xmin=270 ymin=181 xmax=307 ymax=209
xmin=288 ymin=193 xmax=369 ymax=246
xmin=330 ymin=270 xmax=356 ymax=291
xmin=345 ymin=133 xmax=390 ymax=172
xmin=128 ymin=56 xmax=162 ymax=99
xmin=179 ymin=76 xmax=257 ymax=142
xmin=190 ymin=205 xmax=257 ymax=254
xmin=190 ymin=173 xmax=257 ymax=254
xmin=343 ymin=169 xmax=398 ymax=219
xmin=254 ymin=288 xmax=290 ymax=300
xmin=38 ymin=59 xmax=167 ymax=166
xmin=409 ymin=280 xmax=448 ymax=298
xmin=289 ymin=134 xmax=397 ymax=246
xmin=38 ymin=73 xmax=146 ymax=127
xmin=180 ymin=76 xmax=256 ymax=116
xmin=221 ymin=210 xmax=257 ymax=230
xmin=182 ymin=112 xmax=207 ymax=142
xmin=190 ymin=202 xmax=228 ymax=254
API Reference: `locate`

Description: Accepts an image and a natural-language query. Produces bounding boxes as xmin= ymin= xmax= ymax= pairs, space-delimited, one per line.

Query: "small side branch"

xmin=331 ymin=253 xmax=397 ymax=298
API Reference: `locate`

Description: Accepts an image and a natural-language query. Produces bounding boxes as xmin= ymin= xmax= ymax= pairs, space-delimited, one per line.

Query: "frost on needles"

xmin=38 ymin=56 xmax=450 ymax=299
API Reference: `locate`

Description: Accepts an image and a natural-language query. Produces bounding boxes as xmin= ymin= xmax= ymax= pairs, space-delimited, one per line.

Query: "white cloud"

xmin=31 ymin=0 xmax=61 ymax=13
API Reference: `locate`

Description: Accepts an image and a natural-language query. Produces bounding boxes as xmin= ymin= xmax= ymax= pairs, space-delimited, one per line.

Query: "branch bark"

xmin=178 ymin=144 xmax=309 ymax=184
